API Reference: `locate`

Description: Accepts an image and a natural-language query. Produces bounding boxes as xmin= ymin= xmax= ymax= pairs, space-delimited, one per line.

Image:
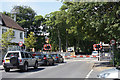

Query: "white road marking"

xmin=85 ymin=69 xmax=93 ymax=78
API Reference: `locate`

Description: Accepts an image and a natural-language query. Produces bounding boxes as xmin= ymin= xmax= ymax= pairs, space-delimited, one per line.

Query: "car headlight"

xmin=101 ymin=73 xmax=110 ymax=78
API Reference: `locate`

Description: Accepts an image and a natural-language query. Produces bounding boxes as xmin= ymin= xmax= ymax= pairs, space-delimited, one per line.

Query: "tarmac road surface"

xmin=1 ymin=60 xmax=94 ymax=78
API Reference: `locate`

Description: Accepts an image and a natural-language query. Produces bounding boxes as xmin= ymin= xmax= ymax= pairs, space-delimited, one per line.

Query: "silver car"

xmin=97 ymin=68 xmax=120 ymax=79
xmin=3 ymin=51 xmax=38 ymax=72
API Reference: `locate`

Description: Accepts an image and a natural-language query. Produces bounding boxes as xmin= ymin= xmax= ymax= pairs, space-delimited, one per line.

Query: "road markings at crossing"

xmin=85 ymin=69 xmax=93 ymax=78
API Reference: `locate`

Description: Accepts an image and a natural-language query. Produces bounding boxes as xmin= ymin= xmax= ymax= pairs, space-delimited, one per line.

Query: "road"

xmin=1 ymin=60 xmax=94 ymax=78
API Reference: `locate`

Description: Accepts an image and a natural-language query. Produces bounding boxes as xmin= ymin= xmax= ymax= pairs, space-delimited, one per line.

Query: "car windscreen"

xmin=6 ymin=52 xmax=19 ymax=57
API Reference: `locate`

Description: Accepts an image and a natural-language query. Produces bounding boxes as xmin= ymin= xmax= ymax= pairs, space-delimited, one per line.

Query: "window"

xmin=28 ymin=54 xmax=32 ymax=58
xmin=2 ymin=28 xmax=7 ymax=34
xmin=6 ymin=52 xmax=19 ymax=58
xmin=21 ymin=52 xmax=25 ymax=58
xmin=20 ymin=32 xmax=23 ymax=39
xmin=25 ymin=53 xmax=29 ymax=58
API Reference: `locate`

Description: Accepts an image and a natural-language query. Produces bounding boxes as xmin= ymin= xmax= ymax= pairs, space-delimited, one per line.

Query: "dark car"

xmin=42 ymin=54 xmax=54 ymax=66
xmin=31 ymin=52 xmax=44 ymax=66
xmin=32 ymin=53 xmax=54 ymax=66
xmin=51 ymin=54 xmax=64 ymax=63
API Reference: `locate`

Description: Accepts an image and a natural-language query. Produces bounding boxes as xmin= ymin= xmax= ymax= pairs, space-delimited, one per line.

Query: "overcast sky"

xmin=0 ymin=0 xmax=63 ymax=17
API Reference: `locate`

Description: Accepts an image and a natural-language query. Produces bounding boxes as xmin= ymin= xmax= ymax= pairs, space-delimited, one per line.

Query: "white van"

xmin=92 ymin=51 xmax=99 ymax=56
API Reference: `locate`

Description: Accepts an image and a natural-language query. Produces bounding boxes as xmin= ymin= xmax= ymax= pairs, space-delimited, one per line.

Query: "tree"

xmin=57 ymin=2 xmax=120 ymax=53
xmin=11 ymin=6 xmax=36 ymax=34
xmin=1 ymin=11 xmax=11 ymax=17
xmin=0 ymin=29 xmax=14 ymax=53
xmin=24 ymin=32 xmax=37 ymax=51
xmin=33 ymin=15 xmax=45 ymax=36
xmin=45 ymin=10 xmax=68 ymax=52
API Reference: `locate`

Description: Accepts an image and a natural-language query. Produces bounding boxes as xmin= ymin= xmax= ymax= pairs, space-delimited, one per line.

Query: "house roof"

xmin=0 ymin=14 xmax=24 ymax=31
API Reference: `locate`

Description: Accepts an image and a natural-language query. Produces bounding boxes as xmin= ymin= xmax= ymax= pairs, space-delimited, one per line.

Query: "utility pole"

xmin=112 ymin=44 xmax=115 ymax=66
xmin=24 ymin=28 xmax=28 ymax=51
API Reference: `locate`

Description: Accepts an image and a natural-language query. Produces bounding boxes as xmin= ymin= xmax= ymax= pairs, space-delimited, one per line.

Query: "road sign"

xmin=110 ymin=39 xmax=116 ymax=45
xmin=19 ymin=41 xmax=23 ymax=47
xmin=93 ymin=44 xmax=102 ymax=50
xmin=44 ymin=44 xmax=51 ymax=50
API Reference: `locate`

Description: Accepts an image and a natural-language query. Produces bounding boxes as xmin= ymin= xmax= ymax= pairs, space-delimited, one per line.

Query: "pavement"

xmin=0 ymin=64 xmax=3 ymax=69
xmin=0 ymin=64 xmax=2 ymax=80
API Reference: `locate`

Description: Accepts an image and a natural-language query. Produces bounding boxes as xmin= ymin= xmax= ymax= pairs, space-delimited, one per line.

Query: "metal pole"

xmin=0 ymin=43 xmax=2 ymax=65
xmin=112 ymin=44 xmax=115 ymax=67
xmin=98 ymin=49 xmax=100 ymax=61
xmin=0 ymin=48 xmax=2 ymax=65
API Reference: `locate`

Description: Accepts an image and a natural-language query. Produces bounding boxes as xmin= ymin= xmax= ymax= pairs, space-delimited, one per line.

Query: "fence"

xmin=42 ymin=52 xmax=72 ymax=59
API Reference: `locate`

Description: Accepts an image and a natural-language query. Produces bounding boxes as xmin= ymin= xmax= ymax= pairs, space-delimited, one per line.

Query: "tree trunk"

xmin=58 ymin=30 xmax=61 ymax=52
xmin=66 ymin=30 xmax=68 ymax=52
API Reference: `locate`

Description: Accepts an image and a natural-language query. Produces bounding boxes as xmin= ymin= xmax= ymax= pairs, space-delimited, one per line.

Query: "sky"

xmin=0 ymin=0 xmax=63 ymax=17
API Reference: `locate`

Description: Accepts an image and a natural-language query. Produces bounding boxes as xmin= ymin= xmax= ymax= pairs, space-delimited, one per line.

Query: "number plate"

xmin=53 ymin=57 xmax=55 ymax=59
xmin=38 ymin=59 xmax=41 ymax=61
xmin=6 ymin=59 xmax=10 ymax=63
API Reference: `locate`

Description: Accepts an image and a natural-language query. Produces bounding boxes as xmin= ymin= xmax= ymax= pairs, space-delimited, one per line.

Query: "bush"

xmin=114 ymin=49 xmax=120 ymax=67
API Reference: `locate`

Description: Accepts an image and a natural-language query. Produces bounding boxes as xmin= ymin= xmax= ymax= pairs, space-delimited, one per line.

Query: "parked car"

xmin=43 ymin=54 xmax=54 ymax=66
xmin=42 ymin=54 xmax=54 ymax=66
xmin=32 ymin=53 xmax=54 ymax=66
xmin=97 ymin=68 xmax=120 ymax=79
xmin=51 ymin=54 xmax=64 ymax=63
xmin=31 ymin=52 xmax=44 ymax=66
xmin=3 ymin=51 xmax=38 ymax=72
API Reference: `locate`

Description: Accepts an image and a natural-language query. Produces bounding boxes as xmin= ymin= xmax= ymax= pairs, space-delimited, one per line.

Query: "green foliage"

xmin=1 ymin=11 xmax=11 ymax=17
xmin=12 ymin=6 xmax=36 ymax=34
xmin=24 ymin=32 xmax=36 ymax=49
xmin=35 ymin=36 xmax=45 ymax=51
xmin=114 ymin=50 xmax=120 ymax=67
xmin=45 ymin=2 xmax=120 ymax=52
xmin=33 ymin=15 xmax=45 ymax=35
xmin=2 ymin=3 xmax=120 ymax=53
xmin=0 ymin=29 xmax=14 ymax=49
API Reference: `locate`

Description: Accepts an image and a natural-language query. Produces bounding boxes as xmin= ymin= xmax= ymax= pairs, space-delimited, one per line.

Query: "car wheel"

xmin=34 ymin=62 xmax=38 ymax=69
xmin=5 ymin=68 xmax=10 ymax=72
xmin=58 ymin=60 xmax=60 ymax=63
xmin=52 ymin=62 xmax=54 ymax=65
xmin=62 ymin=60 xmax=64 ymax=63
xmin=46 ymin=61 xmax=49 ymax=66
xmin=21 ymin=63 xmax=28 ymax=72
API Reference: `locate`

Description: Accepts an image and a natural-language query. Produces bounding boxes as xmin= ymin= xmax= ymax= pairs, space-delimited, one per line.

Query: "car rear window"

xmin=6 ymin=52 xmax=19 ymax=57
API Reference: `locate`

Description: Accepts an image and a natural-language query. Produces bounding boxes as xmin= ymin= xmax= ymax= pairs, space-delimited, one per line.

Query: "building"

xmin=0 ymin=13 xmax=24 ymax=51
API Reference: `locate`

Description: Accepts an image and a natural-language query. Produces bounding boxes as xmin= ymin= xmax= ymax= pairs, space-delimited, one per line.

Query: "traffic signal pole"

xmin=98 ymin=48 xmax=100 ymax=61
xmin=112 ymin=44 xmax=115 ymax=67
